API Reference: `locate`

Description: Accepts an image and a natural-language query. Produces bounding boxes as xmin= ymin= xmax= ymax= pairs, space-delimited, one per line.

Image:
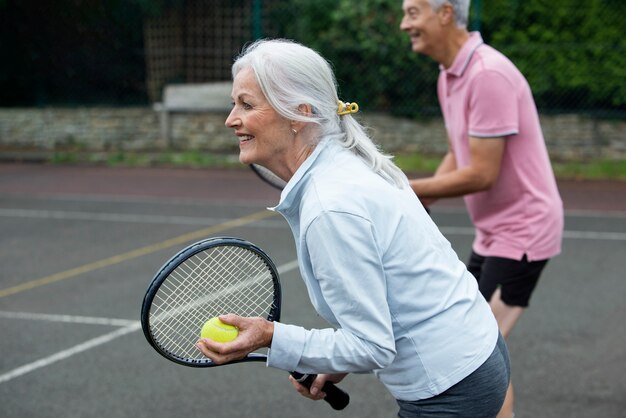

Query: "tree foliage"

xmin=481 ymin=0 xmax=626 ymax=110
xmin=0 ymin=0 xmax=623 ymax=114
xmin=271 ymin=0 xmax=625 ymax=115
xmin=269 ymin=0 xmax=441 ymax=117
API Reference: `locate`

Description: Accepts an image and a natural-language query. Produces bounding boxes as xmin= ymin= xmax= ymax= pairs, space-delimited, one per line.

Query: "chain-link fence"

xmin=1 ymin=0 xmax=624 ymax=120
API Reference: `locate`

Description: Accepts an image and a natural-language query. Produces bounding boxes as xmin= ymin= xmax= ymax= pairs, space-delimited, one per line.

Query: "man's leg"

xmin=469 ymin=252 xmax=548 ymax=418
xmin=490 ymin=287 xmax=525 ymax=338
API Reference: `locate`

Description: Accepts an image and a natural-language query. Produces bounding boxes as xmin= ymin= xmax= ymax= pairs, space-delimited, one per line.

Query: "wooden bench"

xmin=153 ymin=82 xmax=233 ymax=147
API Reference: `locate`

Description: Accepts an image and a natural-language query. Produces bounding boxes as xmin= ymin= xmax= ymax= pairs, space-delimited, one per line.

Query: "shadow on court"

xmin=0 ymin=162 xmax=625 ymax=417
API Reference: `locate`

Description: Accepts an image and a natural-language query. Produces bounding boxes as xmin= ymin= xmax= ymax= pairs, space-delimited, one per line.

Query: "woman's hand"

xmin=195 ymin=314 xmax=274 ymax=364
xmin=288 ymin=373 xmax=348 ymax=401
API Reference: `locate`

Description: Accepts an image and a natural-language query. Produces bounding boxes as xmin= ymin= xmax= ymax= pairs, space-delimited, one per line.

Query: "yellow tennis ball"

xmin=200 ymin=317 xmax=239 ymax=342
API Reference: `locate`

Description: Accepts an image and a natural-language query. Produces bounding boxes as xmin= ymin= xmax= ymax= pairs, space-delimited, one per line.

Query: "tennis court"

xmin=0 ymin=163 xmax=624 ymax=417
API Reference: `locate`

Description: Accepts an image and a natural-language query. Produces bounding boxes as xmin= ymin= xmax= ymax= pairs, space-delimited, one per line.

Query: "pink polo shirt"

xmin=438 ymin=32 xmax=563 ymax=261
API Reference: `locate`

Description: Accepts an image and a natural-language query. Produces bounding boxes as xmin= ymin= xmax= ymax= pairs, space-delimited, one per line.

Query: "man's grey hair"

xmin=430 ymin=0 xmax=470 ymax=28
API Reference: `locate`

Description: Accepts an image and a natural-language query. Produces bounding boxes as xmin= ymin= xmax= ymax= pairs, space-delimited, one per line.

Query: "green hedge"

xmin=267 ymin=0 xmax=439 ymax=117
xmin=269 ymin=0 xmax=625 ymax=117
xmin=1 ymin=0 xmax=623 ymax=116
xmin=482 ymin=0 xmax=626 ymax=111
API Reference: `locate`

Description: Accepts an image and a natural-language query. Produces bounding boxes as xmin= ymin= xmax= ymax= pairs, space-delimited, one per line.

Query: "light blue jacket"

xmin=267 ymin=138 xmax=498 ymax=401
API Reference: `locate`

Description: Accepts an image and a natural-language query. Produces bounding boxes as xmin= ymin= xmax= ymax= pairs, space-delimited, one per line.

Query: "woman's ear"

xmin=297 ymin=103 xmax=313 ymax=117
xmin=291 ymin=104 xmax=312 ymax=134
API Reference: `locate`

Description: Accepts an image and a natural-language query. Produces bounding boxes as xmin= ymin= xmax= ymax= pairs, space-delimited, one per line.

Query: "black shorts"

xmin=466 ymin=251 xmax=549 ymax=307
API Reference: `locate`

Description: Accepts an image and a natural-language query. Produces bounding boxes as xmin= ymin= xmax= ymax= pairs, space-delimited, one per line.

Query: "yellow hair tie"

xmin=337 ymin=100 xmax=359 ymax=116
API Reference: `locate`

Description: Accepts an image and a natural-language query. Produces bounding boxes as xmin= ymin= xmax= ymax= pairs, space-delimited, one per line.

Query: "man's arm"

xmin=409 ymin=136 xmax=505 ymax=200
xmin=411 ymin=148 xmax=456 ymax=207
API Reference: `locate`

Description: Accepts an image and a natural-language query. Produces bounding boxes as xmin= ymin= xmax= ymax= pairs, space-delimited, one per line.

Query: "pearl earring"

xmin=292 ymin=128 xmax=297 ymax=135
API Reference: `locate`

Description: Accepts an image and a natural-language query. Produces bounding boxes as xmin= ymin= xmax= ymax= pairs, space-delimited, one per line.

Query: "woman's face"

xmin=225 ymin=67 xmax=293 ymax=167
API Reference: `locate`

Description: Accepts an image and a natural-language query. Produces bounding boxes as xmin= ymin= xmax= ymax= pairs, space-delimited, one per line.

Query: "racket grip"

xmin=291 ymin=372 xmax=350 ymax=410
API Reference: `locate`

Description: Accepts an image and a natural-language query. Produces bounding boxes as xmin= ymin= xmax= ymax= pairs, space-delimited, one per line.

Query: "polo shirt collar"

xmin=442 ymin=31 xmax=484 ymax=77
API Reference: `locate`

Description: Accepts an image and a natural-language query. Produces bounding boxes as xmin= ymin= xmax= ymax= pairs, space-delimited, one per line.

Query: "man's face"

xmin=400 ymin=0 xmax=444 ymax=58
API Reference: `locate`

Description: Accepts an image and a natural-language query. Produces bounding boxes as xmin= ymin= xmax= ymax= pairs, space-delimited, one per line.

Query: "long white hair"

xmin=231 ymin=38 xmax=407 ymax=188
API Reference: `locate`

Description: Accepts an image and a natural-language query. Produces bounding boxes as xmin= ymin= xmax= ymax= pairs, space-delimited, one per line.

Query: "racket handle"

xmin=291 ymin=372 xmax=350 ymax=410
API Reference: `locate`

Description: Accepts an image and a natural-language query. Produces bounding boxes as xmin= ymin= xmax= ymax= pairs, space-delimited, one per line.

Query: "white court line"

xmin=439 ymin=227 xmax=626 ymax=241
xmin=277 ymin=259 xmax=300 ymax=275
xmin=562 ymin=230 xmax=626 ymax=241
xmin=6 ymin=193 xmax=625 ymax=219
xmin=0 ymin=311 xmax=138 ymax=327
xmin=0 ymin=323 xmax=141 ymax=384
xmin=2 ymin=208 xmax=626 ymax=239
xmin=0 ymin=192 xmax=276 ymax=207
xmin=0 ymin=208 xmax=285 ymax=228
xmin=0 ymin=260 xmax=300 ymax=385
xmin=432 ymin=206 xmax=626 ymax=219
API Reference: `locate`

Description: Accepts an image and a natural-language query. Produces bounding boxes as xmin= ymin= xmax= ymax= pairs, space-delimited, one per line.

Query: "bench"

xmin=153 ymin=82 xmax=233 ymax=147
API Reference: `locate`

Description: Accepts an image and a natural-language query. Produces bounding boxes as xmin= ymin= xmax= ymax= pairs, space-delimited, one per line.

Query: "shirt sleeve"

xmin=468 ymin=70 xmax=519 ymax=138
xmin=267 ymin=210 xmax=397 ymax=374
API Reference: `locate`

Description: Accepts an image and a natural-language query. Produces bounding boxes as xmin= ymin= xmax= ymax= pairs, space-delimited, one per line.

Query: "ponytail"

xmin=337 ymin=111 xmax=408 ymax=188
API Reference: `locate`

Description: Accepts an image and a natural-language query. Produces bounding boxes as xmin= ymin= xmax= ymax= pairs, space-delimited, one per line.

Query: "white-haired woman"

xmin=196 ymin=39 xmax=509 ymax=417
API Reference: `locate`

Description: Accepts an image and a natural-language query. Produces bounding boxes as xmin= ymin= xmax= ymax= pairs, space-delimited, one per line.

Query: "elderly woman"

xmin=196 ymin=39 xmax=509 ymax=417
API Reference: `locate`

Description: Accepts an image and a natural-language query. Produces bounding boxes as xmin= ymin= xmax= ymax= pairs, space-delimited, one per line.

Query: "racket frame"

xmin=249 ymin=163 xmax=287 ymax=190
xmin=141 ymin=236 xmax=350 ymax=410
xmin=140 ymin=237 xmax=281 ymax=368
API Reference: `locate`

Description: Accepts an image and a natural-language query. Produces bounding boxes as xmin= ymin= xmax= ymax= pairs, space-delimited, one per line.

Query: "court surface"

xmin=1 ymin=163 xmax=625 ymax=418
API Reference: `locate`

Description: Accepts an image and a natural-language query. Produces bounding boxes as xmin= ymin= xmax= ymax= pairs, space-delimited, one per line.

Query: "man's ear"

xmin=438 ymin=3 xmax=455 ymax=26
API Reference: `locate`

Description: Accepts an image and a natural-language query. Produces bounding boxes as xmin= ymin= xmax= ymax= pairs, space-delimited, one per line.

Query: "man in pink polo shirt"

xmin=401 ymin=0 xmax=563 ymax=417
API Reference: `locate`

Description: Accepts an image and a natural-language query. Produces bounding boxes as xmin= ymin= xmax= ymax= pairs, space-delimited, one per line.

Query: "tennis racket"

xmin=140 ymin=236 xmax=350 ymax=410
xmin=250 ymin=163 xmax=287 ymax=190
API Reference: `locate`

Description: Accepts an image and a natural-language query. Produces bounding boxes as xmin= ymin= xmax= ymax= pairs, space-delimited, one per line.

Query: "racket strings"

xmin=149 ymin=245 xmax=277 ymax=360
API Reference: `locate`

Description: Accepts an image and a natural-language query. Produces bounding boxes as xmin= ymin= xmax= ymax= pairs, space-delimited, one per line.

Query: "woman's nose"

xmin=225 ymin=108 xmax=239 ymax=128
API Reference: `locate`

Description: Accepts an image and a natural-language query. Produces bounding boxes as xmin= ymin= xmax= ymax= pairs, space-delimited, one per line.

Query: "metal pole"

xmin=253 ymin=0 xmax=262 ymax=39
xmin=471 ymin=0 xmax=481 ymax=32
